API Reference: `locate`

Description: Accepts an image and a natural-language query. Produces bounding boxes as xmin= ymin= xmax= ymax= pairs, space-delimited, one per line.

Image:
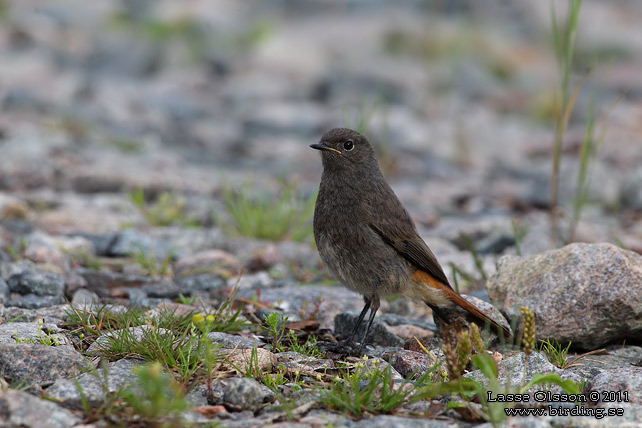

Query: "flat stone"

xmin=76 ymin=267 xmax=177 ymax=298
xmin=207 ymin=331 xmax=264 ymax=349
xmin=46 ymin=358 xmax=145 ymax=407
xmin=7 ymin=269 xmax=65 ymax=296
xmin=565 ymin=346 xmax=642 ymax=379
xmin=105 ymin=228 xmax=173 ymax=259
xmin=586 ymin=366 xmax=642 ymax=407
xmin=6 ymin=293 xmax=66 ymax=309
xmin=0 ymin=343 xmax=90 ymax=389
xmin=0 ymin=388 xmax=82 ymax=428
xmin=353 ymin=415 xmax=459 ymax=427
xmin=174 ymin=249 xmax=240 ymax=293
xmin=0 ymin=304 xmax=70 ymax=324
xmin=0 ymin=321 xmax=72 ymax=347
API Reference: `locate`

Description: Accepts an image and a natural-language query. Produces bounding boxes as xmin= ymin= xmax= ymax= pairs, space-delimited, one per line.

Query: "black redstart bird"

xmin=311 ymin=128 xmax=511 ymax=354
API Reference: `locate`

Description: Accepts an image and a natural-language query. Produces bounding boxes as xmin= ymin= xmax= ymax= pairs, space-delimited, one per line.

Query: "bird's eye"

xmin=343 ymin=140 xmax=354 ymax=151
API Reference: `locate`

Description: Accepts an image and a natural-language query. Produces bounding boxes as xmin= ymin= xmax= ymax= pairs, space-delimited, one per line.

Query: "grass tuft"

xmin=548 ymin=0 xmax=582 ymax=244
xmin=321 ymin=358 xmax=440 ymax=418
xmin=220 ymin=180 xmax=316 ymax=242
xmin=130 ymin=189 xmax=198 ymax=227
xmin=130 ymin=247 xmax=174 ymax=277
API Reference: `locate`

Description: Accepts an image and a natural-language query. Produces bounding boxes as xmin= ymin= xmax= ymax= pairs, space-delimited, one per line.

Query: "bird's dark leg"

xmin=357 ymin=296 xmax=380 ymax=355
xmin=426 ymin=303 xmax=448 ymax=324
xmin=345 ymin=297 xmax=371 ymax=344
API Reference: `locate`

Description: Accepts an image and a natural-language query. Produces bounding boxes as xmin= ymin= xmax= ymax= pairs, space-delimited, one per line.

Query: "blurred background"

xmin=1 ymin=0 xmax=641 ymax=274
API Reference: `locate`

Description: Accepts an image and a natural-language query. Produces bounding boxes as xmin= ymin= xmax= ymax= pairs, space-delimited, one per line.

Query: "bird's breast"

xmin=314 ymin=217 xmax=413 ymax=296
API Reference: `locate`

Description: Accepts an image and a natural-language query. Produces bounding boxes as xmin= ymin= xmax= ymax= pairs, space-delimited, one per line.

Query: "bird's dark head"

xmin=310 ymin=128 xmax=378 ymax=171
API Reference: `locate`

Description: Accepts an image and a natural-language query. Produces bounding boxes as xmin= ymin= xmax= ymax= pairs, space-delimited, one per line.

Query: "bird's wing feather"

xmin=368 ymin=222 xmax=453 ymax=290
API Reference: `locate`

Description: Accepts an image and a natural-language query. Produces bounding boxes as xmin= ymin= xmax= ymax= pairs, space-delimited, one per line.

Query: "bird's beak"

xmin=310 ymin=142 xmax=341 ymax=154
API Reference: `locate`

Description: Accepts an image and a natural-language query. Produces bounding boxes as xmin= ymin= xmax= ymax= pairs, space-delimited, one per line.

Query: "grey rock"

xmin=46 ymin=358 xmax=145 ymax=407
xmin=0 ymin=343 xmax=90 ymax=389
xmin=475 ymin=230 xmax=516 ymax=254
xmin=222 ymin=377 xmax=268 ymax=412
xmin=566 ymin=346 xmax=642 ymax=379
xmin=7 ymin=269 xmax=65 ymax=296
xmin=63 ymin=271 xmax=88 ymax=297
xmin=465 ymin=352 xmax=582 ymax=391
xmin=139 ymin=280 xmax=182 ymax=299
xmin=242 ymin=101 xmax=325 ymax=138
xmin=76 ymin=267 xmax=149 ymax=292
xmin=272 ymin=241 xmax=320 ymax=269
xmin=289 ymin=389 xmax=326 ymax=409
xmin=224 ymin=238 xmax=319 ymax=270
xmin=236 ymin=285 xmax=364 ymax=330
xmin=476 ymin=417 xmax=551 ymax=428
xmin=377 ymin=313 xmax=437 ymax=331
xmin=273 ymin=351 xmax=334 ymax=372
xmin=185 ymin=382 xmax=225 ymax=407
xmin=0 ymin=388 xmax=82 ymax=428
xmin=150 ymin=228 xmax=229 ymax=258
xmin=0 ymin=259 xmax=36 ymax=281
xmin=73 ymin=232 xmax=116 ymax=256
xmin=231 ymin=271 xmax=274 ymax=290
xmin=7 ymin=293 xmax=66 ymax=309
xmin=390 ymin=349 xmax=442 ymax=379
xmin=0 ymin=321 xmax=72 ymax=347
xmin=2 ymin=87 xmax=46 ymax=112
xmin=23 ymin=232 xmax=92 ymax=271
xmin=84 ymin=33 xmax=162 ymax=77
xmin=545 ymin=406 xmax=642 ymax=427
xmin=488 ymin=243 xmax=642 ymax=349
xmin=105 ymin=229 xmax=172 ymax=259
xmin=0 ymin=219 xmax=33 ymax=237
xmin=174 ymin=249 xmax=240 ymax=293
xmin=207 ymin=331 xmax=264 ymax=349
xmin=148 ymin=91 xmax=207 ymax=121
xmin=437 ymin=214 xmax=516 ymax=255
xmin=494 ymin=159 xmax=618 ymax=213
xmin=334 ymin=312 xmax=404 ymax=348
xmin=70 ymin=288 xmax=101 ymax=306
xmin=0 ymin=277 xmax=8 ymax=303
xmin=0 ymin=304 xmax=70 ymax=325
xmin=620 ymin=166 xmax=642 ymax=210
xmin=353 ymin=415 xmax=459 ymax=427
xmin=77 ymin=267 xmax=178 ymax=298
xmin=586 ymin=366 xmax=642 ymax=406
xmin=176 ymin=273 xmax=226 ymax=293
xmin=299 ymin=408 xmax=351 ymax=427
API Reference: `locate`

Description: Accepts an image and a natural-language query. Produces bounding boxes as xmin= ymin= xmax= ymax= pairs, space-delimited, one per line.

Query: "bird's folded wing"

xmin=368 ymin=223 xmax=453 ymax=290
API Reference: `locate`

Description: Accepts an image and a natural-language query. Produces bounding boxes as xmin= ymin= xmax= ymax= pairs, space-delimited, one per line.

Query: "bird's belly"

xmin=317 ymin=231 xmax=411 ymax=297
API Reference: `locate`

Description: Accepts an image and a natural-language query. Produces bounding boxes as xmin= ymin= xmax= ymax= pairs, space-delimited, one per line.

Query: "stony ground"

xmin=1 ymin=1 xmax=642 ymax=427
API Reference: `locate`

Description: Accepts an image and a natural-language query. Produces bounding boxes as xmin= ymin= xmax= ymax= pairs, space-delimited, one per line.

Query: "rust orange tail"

xmin=413 ymin=270 xmax=512 ymax=338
